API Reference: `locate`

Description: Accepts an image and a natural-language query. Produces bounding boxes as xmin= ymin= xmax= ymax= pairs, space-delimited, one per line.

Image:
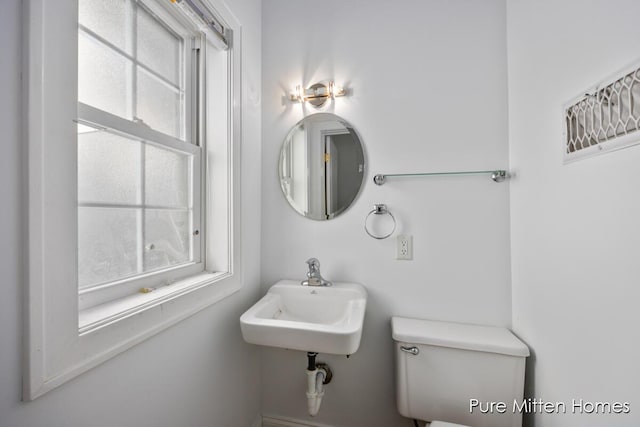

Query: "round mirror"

xmin=279 ymin=113 xmax=366 ymax=220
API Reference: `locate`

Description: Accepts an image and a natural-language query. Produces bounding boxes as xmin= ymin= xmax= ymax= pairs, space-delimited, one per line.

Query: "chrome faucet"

xmin=301 ymin=258 xmax=332 ymax=287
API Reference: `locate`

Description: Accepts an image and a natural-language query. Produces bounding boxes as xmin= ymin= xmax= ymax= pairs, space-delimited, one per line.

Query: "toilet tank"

xmin=392 ymin=317 xmax=529 ymax=427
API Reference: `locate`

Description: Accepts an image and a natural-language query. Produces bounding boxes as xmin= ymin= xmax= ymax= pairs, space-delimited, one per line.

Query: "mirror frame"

xmin=278 ymin=113 xmax=366 ymax=220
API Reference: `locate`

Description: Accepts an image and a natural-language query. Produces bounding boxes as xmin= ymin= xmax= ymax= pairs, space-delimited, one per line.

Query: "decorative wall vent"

xmin=564 ymin=62 xmax=640 ymax=163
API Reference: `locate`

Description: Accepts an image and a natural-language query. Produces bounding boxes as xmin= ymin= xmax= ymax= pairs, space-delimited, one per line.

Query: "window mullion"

xmin=125 ymin=0 xmax=135 ymax=120
xmin=185 ymin=36 xmax=203 ymax=146
xmin=139 ymin=144 xmax=146 ymax=275
xmin=127 ymin=0 xmax=145 ymax=275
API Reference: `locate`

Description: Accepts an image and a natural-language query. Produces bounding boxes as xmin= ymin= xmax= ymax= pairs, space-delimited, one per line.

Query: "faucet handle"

xmin=306 ymin=258 xmax=320 ymax=272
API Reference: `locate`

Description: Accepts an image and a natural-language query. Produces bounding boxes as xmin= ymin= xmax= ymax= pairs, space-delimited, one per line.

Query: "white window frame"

xmin=23 ymin=0 xmax=242 ymax=400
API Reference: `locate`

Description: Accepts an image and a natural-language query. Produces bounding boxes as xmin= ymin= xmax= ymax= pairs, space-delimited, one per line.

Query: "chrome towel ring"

xmin=364 ymin=204 xmax=396 ymax=239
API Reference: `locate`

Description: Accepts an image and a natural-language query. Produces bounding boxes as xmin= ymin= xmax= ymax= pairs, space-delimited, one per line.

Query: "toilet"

xmin=392 ymin=316 xmax=529 ymax=427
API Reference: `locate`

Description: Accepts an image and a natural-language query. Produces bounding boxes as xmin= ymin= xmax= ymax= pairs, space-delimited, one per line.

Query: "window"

xmin=24 ymin=0 xmax=242 ymax=399
xmin=77 ymin=0 xmax=203 ymax=310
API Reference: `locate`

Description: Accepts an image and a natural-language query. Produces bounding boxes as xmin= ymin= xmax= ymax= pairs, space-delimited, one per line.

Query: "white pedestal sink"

xmin=240 ymin=279 xmax=367 ymax=355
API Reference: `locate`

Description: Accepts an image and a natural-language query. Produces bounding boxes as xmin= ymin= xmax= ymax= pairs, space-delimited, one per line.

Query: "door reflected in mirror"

xmin=279 ymin=113 xmax=365 ymax=220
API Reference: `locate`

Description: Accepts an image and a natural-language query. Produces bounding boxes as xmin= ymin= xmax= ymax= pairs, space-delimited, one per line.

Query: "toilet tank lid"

xmin=391 ymin=317 xmax=530 ymax=357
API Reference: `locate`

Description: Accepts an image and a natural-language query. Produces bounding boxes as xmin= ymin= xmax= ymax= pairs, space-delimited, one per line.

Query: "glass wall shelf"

xmin=372 ymin=170 xmax=508 ymax=185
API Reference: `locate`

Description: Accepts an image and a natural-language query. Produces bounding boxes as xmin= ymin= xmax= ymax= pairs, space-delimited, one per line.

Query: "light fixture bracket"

xmin=289 ymin=81 xmax=346 ymax=107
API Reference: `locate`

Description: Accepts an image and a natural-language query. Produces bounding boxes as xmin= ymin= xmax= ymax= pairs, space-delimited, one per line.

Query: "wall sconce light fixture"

xmin=289 ymin=81 xmax=346 ymax=107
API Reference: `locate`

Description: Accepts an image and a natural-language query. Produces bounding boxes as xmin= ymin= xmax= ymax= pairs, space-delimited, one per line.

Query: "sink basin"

xmin=240 ymin=279 xmax=367 ymax=355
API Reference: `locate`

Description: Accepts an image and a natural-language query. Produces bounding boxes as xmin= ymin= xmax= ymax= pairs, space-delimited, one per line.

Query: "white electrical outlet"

xmin=396 ymin=234 xmax=413 ymax=260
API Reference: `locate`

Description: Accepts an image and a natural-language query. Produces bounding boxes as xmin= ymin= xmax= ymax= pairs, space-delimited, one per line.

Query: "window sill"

xmin=79 ymin=271 xmax=236 ymax=335
xmin=26 ymin=271 xmax=241 ymax=400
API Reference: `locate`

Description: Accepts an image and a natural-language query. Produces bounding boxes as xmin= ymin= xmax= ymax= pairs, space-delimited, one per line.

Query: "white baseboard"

xmin=261 ymin=415 xmax=336 ymax=427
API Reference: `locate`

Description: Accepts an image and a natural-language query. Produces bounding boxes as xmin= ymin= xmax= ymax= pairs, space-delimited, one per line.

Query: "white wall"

xmin=507 ymin=1 xmax=640 ymax=426
xmin=0 ymin=0 xmax=262 ymax=426
xmin=261 ymin=1 xmax=510 ymax=425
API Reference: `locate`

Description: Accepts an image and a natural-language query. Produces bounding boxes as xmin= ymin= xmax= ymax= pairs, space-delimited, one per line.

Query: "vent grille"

xmin=564 ymin=64 xmax=640 ymax=162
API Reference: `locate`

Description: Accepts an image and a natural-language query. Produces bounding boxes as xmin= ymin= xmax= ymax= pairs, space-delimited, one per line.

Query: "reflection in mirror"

xmin=279 ymin=113 xmax=365 ymax=220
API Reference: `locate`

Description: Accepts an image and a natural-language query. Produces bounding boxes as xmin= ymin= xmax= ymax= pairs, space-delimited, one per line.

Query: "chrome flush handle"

xmin=400 ymin=345 xmax=419 ymax=355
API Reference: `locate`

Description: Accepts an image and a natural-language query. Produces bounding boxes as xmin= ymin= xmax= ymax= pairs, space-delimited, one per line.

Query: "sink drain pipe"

xmin=306 ymin=352 xmax=332 ymax=416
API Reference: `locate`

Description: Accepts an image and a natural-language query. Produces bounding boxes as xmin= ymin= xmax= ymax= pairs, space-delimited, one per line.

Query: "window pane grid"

xmin=137 ymin=67 xmax=184 ymax=138
xmin=78 ymin=0 xmax=186 ymax=141
xmin=77 ymin=0 xmax=203 ymax=296
xmin=77 ymin=207 xmax=194 ymax=288
xmin=78 ymin=30 xmax=132 ymax=120
xmin=136 ymin=2 xmax=183 ymax=84
xmin=78 ymin=215 xmax=194 ymax=290
xmin=78 ymin=126 xmax=195 ymax=290
xmin=78 ymin=26 xmax=183 ymax=97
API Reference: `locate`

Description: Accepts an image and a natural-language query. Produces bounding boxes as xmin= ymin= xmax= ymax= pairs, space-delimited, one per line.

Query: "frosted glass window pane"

xmin=137 ymin=68 xmax=182 ymax=138
xmin=79 ymin=32 xmax=131 ymax=119
xmin=144 ymin=210 xmax=190 ymax=272
xmin=137 ymin=6 xmax=181 ymax=84
xmin=145 ymin=144 xmax=190 ymax=208
xmin=79 ymin=0 xmax=129 ymax=53
xmin=78 ymin=207 xmax=139 ymax=288
xmin=78 ymin=129 xmax=142 ymax=204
